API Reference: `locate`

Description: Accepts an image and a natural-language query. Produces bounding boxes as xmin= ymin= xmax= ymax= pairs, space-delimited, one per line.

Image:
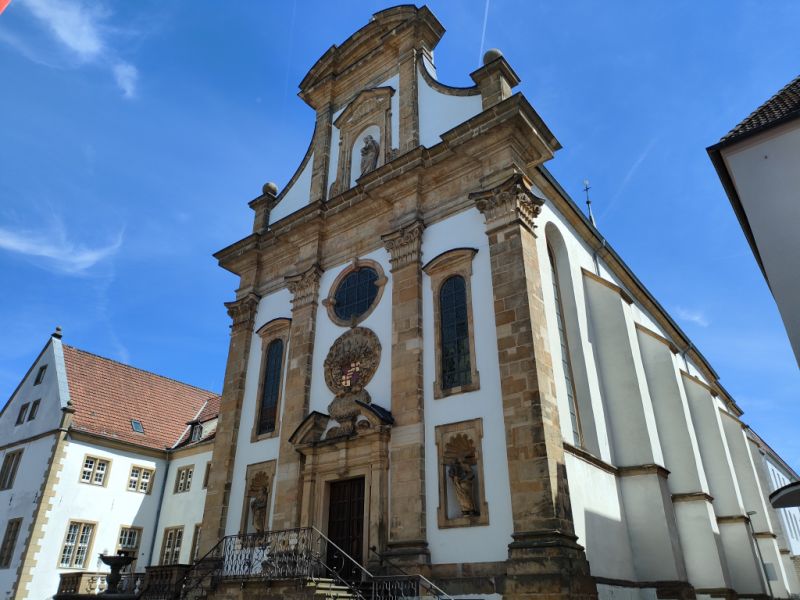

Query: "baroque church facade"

xmin=195 ymin=6 xmax=800 ymax=600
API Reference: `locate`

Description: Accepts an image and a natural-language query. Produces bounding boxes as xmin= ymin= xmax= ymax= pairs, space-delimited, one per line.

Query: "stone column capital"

xmin=470 ymin=173 xmax=544 ymax=235
xmin=224 ymin=292 xmax=261 ymax=334
xmin=285 ymin=264 xmax=323 ymax=311
xmin=381 ymin=220 xmax=425 ymax=271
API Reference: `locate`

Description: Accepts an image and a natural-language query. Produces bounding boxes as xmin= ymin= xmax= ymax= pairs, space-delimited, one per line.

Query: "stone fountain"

xmin=98 ymin=552 xmax=135 ymax=594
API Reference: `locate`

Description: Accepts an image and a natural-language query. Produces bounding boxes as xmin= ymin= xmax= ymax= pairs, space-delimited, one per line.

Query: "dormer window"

xmin=131 ymin=420 xmax=144 ymax=434
xmin=190 ymin=424 xmax=202 ymax=442
xmin=33 ymin=365 xmax=47 ymax=386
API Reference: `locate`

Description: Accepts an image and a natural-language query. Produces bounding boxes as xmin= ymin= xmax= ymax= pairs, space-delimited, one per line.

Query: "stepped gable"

xmin=62 ymin=344 xmax=219 ymax=450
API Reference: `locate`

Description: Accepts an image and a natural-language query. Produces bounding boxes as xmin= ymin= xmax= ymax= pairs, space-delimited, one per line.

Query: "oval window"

xmin=333 ymin=267 xmax=379 ymax=322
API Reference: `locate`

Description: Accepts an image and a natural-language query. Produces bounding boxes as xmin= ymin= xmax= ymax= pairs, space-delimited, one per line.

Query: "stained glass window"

xmin=333 ymin=267 xmax=379 ymax=322
xmin=258 ymin=339 xmax=283 ymax=435
xmin=439 ymin=276 xmax=471 ymax=390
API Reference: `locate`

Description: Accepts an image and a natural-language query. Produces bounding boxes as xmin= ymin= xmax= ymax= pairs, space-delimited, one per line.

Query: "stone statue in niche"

xmin=444 ymin=433 xmax=479 ymax=516
xmin=323 ymin=327 xmax=381 ymax=437
xmin=248 ymin=472 xmax=270 ymax=533
xmin=359 ymin=135 xmax=380 ymax=177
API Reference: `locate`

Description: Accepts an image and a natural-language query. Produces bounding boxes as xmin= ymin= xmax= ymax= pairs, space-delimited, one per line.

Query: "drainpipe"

xmin=747 ymin=510 xmax=774 ymax=599
xmin=147 ymin=450 xmax=171 ymax=566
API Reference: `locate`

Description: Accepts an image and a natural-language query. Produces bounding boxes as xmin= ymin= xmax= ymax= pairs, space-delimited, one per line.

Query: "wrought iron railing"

xmin=369 ymin=546 xmax=452 ymax=600
xmin=144 ymin=527 xmax=451 ymax=600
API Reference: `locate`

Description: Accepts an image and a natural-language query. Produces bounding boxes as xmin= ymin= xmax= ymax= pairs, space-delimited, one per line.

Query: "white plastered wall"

xmin=29 ymin=438 xmax=165 ymax=600
xmin=152 ymin=449 xmax=212 ymax=565
xmin=0 ymin=340 xmax=67 ymax=598
xmin=421 ymin=208 xmax=514 ymax=564
xmin=417 ymin=63 xmax=482 ymax=149
xmin=309 ymin=248 xmax=393 ymax=417
xmin=270 ymin=153 xmax=314 ymax=223
xmin=225 ymin=288 xmax=293 ymax=536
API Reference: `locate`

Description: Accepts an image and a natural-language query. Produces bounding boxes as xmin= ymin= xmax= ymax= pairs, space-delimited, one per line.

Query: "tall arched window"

xmin=440 ymin=275 xmax=471 ymax=390
xmin=257 ymin=339 xmax=284 ymax=435
xmin=548 ymin=245 xmax=583 ymax=447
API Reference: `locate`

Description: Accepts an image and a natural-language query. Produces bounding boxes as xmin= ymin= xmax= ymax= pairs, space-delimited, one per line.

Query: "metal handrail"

xmin=311 ymin=526 xmax=375 ymax=580
xmin=369 ymin=546 xmax=453 ymax=600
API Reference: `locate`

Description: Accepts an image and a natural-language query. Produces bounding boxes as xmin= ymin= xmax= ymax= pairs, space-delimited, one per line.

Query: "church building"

xmin=24 ymin=5 xmax=799 ymax=600
xmin=186 ymin=6 xmax=800 ymax=600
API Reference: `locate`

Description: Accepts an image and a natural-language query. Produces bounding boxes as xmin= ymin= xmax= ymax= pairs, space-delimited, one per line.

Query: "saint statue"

xmin=359 ymin=135 xmax=380 ymax=177
xmin=250 ymin=482 xmax=269 ymax=533
xmin=448 ymin=459 xmax=478 ymax=516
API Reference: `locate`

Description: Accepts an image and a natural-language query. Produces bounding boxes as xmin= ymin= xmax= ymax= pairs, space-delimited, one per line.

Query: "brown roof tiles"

xmin=62 ymin=344 xmax=219 ymax=450
xmin=721 ymin=74 xmax=800 ymax=143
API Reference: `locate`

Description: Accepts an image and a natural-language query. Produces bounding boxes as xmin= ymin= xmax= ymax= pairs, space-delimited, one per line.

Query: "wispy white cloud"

xmin=675 ymin=306 xmax=710 ymax=328
xmin=9 ymin=0 xmax=138 ymax=98
xmin=113 ymin=62 xmax=137 ymax=98
xmin=0 ymin=221 xmax=123 ymax=274
xmin=22 ymin=0 xmax=103 ymax=60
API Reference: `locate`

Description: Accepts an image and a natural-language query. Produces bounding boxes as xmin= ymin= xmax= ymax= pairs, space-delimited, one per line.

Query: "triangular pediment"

xmin=334 ymin=87 xmax=395 ymax=131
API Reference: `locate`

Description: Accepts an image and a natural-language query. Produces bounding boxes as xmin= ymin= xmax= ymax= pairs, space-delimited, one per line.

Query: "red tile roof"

xmin=172 ymin=396 xmax=221 ymax=449
xmin=62 ymin=345 xmax=220 ymax=451
xmin=722 ymin=74 xmax=800 ymax=142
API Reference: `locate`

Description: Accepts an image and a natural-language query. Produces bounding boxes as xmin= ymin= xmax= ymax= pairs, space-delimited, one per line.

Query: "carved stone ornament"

xmin=470 ymin=173 xmax=544 ymax=234
xmin=225 ymin=293 xmax=261 ymax=333
xmin=444 ymin=433 xmax=479 ymax=516
xmin=359 ymin=135 xmax=380 ymax=177
xmin=382 ymin=220 xmax=425 ymax=271
xmin=323 ymin=327 xmax=381 ymax=436
xmin=247 ymin=471 xmax=271 ymax=533
xmin=285 ymin=264 xmax=323 ymax=310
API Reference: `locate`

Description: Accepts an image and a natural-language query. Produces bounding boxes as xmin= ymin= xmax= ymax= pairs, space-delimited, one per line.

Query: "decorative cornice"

xmin=285 ymin=264 xmax=323 ymax=310
xmin=224 ymin=292 xmax=261 ymax=334
xmin=382 ymin=220 xmax=425 ymax=270
xmin=469 ymin=173 xmax=544 ymax=234
xmin=671 ymin=491 xmax=714 ymax=504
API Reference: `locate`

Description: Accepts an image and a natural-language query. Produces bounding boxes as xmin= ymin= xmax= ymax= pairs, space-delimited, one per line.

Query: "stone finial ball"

xmin=262 ymin=182 xmax=278 ymax=196
xmin=483 ymin=48 xmax=503 ymax=65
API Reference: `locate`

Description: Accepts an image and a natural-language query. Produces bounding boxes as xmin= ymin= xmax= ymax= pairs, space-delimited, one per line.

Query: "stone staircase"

xmin=305 ymin=577 xmax=363 ymax=600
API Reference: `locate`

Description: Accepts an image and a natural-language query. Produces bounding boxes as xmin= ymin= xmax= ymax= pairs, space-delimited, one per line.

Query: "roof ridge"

xmin=722 ymin=73 xmax=800 ymax=142
xmin=62 ymin=344 xmax=219 ymax=398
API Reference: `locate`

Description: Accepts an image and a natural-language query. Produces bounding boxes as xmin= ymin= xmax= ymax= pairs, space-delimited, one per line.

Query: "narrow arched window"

xmin=257 ymin=339 xmax=283 ymax=435
xmin=439 ymin=275 xmax=471 ymax=390
xmin=548 ymin=246 xmax=583 ymax=447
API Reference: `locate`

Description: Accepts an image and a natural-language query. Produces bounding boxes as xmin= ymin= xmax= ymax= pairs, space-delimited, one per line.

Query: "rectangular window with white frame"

xmin=0 ymin=450 xmax=23 ymax=491
xmin=80 ymin=456 xmax=110 ymax=486
xmin=0 ymin=518 xmax=22 ymax=569
xmin=174 ymin=466 xmax=193 ymax=494
xmin=59 ymin=521 xmax=95 ymax=569
xmin=127 ymin=466 xmax=155 ymax=494
xmin=160 ymin=527 xmax=184 ymax=565
xmin=116 ymin=526 xmax=142 ymax=572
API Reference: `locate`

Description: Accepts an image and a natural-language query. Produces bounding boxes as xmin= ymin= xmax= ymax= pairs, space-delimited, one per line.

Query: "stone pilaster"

xmin=469 ymin=174 xmax=596 ymax=600
xmin=381 ymin=220 xmax=429 ymax=564
xmin=397 ymin=45 xmax=420 ymax=154
xmin=310 ymin=100 xmax=333 ymax=203
xmin=271 ymin=264 xmax=323 ymax=529
xmin=199 ymin=292 xmax=260 ymax=554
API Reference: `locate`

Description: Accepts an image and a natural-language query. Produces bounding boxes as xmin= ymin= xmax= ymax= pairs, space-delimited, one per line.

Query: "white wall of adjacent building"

xmin=0 ymin=340 xmax=64 ymax=599
xmin=153 ymin=448 xmax=212 ymax=566
xmin=722 ymin=119 xmax=800 ymax=364
xmin=26 ymin=438 xmax=165 ymax=600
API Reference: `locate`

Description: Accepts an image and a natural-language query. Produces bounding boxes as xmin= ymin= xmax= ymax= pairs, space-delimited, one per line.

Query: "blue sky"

xmin=1 ymin=1 xmax=798 ymax=468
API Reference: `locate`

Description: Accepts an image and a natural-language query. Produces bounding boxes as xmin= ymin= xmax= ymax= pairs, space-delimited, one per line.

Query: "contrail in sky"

xmin=479 ymin=0 xmax=490 ymax=66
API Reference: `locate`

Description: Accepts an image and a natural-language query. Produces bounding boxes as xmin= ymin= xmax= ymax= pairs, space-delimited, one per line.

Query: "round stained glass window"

xmin=333 ymin=267 xmax=379 ymax=322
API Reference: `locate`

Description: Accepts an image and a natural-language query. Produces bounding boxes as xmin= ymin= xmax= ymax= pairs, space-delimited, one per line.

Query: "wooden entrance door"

xmin=326 ymin=477 xmax=365 ymax=580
